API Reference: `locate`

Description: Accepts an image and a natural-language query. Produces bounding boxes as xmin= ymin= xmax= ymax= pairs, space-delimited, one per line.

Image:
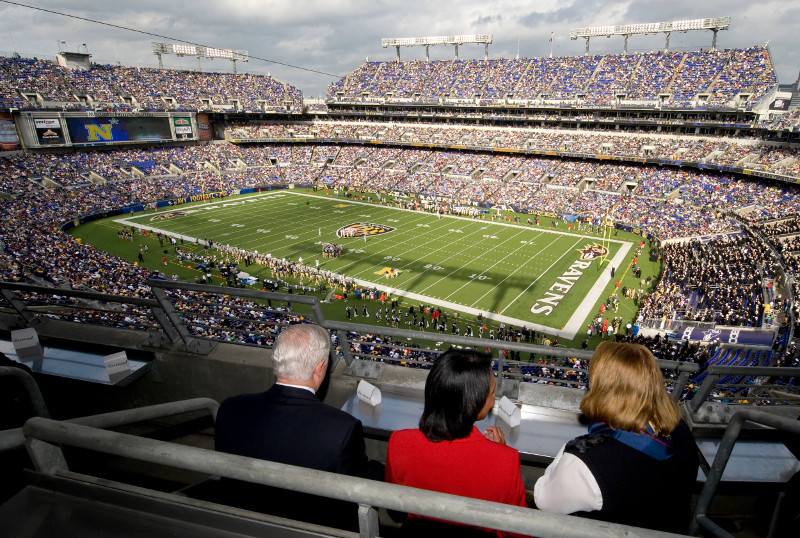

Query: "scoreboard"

xmin=16 ymin=111 xmax=198 ymax=148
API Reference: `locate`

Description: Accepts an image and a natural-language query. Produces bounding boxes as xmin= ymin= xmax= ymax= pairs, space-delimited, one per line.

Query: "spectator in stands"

xmin=214 ymin=323 xmax=381 ymax=529
xmin=385 ymin=348 xmax=527 ymax=537
xmin=534 ymin=341 xmax=698 ymax=533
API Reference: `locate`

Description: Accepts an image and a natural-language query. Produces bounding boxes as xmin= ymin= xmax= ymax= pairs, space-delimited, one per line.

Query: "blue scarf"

xmin=588 ymin=422 xmax=675 ymax=461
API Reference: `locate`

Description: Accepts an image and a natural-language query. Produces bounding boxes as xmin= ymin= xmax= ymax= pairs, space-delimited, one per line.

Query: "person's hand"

xmin=484 ymin=426 xmax=506 ymax=445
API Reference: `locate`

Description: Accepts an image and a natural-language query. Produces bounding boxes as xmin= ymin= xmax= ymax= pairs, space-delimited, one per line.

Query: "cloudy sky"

xmin=0 ymin=0 xmax=797 ymax=98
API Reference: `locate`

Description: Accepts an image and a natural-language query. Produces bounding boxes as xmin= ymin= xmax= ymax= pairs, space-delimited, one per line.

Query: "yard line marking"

xmin=496 ymin=235 xmax=585 ymax=313
xmin=286 ymin=191 xmax=628 ymax=243
xmin=419 ymin=227 xmax=527 ymax=296
xmin=336 ymin=214 xmax=487 ymax=278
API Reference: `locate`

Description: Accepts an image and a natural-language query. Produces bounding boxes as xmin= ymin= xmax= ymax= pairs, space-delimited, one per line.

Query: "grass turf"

xmin=69 ymin=188 xmax=661 ymax=349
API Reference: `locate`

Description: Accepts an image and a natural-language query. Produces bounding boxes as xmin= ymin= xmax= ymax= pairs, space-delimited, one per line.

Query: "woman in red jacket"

xmin=385 ymin=348 xmax=527 ymax=537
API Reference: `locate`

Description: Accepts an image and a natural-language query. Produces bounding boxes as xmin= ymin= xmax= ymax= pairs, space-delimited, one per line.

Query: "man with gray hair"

xmin=217 ymin=323 xmax=371 ymax=476
xmin=214 ymin=323 xmax=378 ymax=528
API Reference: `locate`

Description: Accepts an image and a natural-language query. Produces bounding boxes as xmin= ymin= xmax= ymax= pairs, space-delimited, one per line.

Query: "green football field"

xmin=111 ymin=190 xmax=634 ymax=339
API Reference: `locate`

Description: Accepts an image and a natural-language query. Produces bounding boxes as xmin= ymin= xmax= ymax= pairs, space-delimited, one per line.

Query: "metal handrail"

xmin=326 ymin=320 xmax=701 ymax=373
xmin=0 ymin=281 xmax=160 ymax=308
xmin=690 ymin=409 xmax=800 ymax=537
xmin=688 ymin=367 xmax=800 ymax=413
xmin=147 ymin=279 xmax=326 ymax=355
xmin=329 ymin=319 xmax=697 ymax=398
xmin=148 ymin=279 xmax=325 ymax=322
xmin=0 ymin=280 xmax=180 ymax=345
xmin=4 ymin=278 xmax=795 ymax=416
xmin=0 ymin=397 xmax=218 ymax=453
xmin=327 ymin=318 xmax=595 ymax=358
xmin=22 ymin=417 xmax=687 ymax=538
xmin=0 ymin=366 xmax=50 ymax=419
xmin=705 ymin=365 xmax=798 ymax=376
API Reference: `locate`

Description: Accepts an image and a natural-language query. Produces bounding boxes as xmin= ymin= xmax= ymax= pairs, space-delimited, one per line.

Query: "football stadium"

xmin=0 ymin=5 xmax=799 ymax=537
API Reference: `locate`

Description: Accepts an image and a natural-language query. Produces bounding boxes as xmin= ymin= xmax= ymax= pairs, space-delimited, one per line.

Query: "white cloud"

xmin=0 ymin=0 xmax=796 ymax=97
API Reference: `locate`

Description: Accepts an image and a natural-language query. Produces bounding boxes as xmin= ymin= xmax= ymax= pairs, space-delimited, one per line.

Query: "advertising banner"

xmin=196 ymin=113 xmax=211 ymax=141
xmin=34 ymin=118 xmax=60 ymax=128
xmin=34 ymin=118 xmax=66 ymax=145
xmin=66 ymin=116 xmax=173 ymax=144
xmin=673 ymin=325 xmax=774 ymax=347
xmin=769 ymin=97 xmax=791 ymax=111
xmin=151 ymin=191 xmax=229 ymax=208
xmin=173 ymin=116 xmax=193 ymax=137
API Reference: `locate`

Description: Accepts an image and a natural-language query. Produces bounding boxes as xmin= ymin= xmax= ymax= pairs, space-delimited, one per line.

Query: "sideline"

xmin=561 ymin=243 xmax=633 ymax=338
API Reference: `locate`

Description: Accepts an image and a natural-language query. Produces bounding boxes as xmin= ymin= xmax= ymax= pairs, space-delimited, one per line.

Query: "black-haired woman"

xmin=385 ymin=348 xmax=527 ymax=537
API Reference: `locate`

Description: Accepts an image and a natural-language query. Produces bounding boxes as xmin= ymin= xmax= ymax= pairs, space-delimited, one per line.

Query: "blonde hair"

xmin=580 ymin=341 xmax=681 ymax=434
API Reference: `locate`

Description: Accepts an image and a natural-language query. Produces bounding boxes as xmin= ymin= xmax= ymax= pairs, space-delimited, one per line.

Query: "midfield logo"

xmin=577 ymin=243 xmax=608 ymax=261
xmin=337 ymin=222 xmax=396 ymax=238
xmin=150 ymin=211 xmax=187 ymax=221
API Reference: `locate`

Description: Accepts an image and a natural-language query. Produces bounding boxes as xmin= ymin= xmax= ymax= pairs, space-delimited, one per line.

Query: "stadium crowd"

xmin=327 ymin=47 xmax=776 ymax=109
xmin=637 ymin=233 xmax=773 ymax=327
xmin=0 ymin=135 xmax=797 ymax=407
xmin=1 ymin=45 xmax=798 ymax=536
xmin=1 ymin=135 xmax=796 ymax=334
xmin=225 ymin=121 xmax=800 ymax=179
xmin=0 ymin=56 xmax=301 ymax=112
xmin=0 ymin=50 xmax=797 ymax=394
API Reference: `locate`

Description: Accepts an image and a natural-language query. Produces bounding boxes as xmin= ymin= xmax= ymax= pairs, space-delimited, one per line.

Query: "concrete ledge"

xmin=518 ymin=381 xmax=584 ymax=413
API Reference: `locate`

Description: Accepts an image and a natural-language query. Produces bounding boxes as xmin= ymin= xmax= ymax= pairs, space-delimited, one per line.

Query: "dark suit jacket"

xmin=212 ymin=384 xmax=372 ymax=529
xmin=216 ymin=383 xmax=369 ymax=476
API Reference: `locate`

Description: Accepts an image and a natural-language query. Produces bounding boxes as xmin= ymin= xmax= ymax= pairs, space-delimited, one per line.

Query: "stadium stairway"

xmin=788 ymin=88 xmax=800 ymax=111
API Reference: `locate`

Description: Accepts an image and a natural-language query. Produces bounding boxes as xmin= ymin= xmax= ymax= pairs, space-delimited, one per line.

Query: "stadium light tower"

xmin=151 ymin=42 xmax=249 ymax=73
xmin=570 ymin=16 xmax=731 ymax=55
xmin=381 ymin=34 xmax=493 ymax=62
